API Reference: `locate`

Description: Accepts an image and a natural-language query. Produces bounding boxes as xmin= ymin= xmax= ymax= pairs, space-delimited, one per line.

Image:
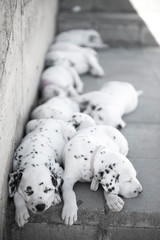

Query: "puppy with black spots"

xmin=31 ymin=96 xmax=96 ymax=131
xmin=61 ymin=125 xmax=142 ymax=225
xmin=8 ymin=119 xmax=76 ymax=227
xmin=76 ymin=81 xmax=143 ymax=129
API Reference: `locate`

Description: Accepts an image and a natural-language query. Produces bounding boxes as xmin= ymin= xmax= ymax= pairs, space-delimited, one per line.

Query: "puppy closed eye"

xmin=44 ymin=187 xmax=53 ymax=193
xmin=126 ymin=178 xmax=132 ymax=183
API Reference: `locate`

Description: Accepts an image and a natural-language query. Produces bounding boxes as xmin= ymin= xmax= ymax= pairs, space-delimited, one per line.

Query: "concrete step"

xmin=57 ymin=12 xmax=158 ymax=47
xmin=60 ymin=0 xmax=136 ymax=13
xmin=6 ymin=47 xmax=160 ymax=240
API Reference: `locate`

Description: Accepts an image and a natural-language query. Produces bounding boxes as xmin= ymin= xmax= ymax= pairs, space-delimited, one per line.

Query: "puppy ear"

xmin=8 ymin=168 xmax=24 ymax=197
xmin=51 ymin=167 xmax=64 ymax=194
xmin=71 ymin=113 xmax=96 ymax=131
xmin=92 ymin=146 xmax=120 ymax=194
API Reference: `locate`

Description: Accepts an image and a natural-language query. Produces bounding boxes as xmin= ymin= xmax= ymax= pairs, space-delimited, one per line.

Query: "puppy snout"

xmin=36 ymin=203 xmax=46 ymax=212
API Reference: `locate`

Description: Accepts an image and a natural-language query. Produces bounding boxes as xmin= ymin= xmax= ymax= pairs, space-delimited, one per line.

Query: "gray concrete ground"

xmin=6 ymin=47 xmax=160 ymax=239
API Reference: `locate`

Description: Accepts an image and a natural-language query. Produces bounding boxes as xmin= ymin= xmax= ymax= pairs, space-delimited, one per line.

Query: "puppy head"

xmin=118 ymin=166 xmax=143 ymax=198
xmin=9 ymin=165 xmax=63 ymax=213
xmin=41 ymin=85 xmax=67 ymax=102
xmin=89 ymin=105 xmax=126 ymax=129
xmin=87 ymin=29 xmax=108 ymax=49
xmin=70 ymin=113 xmax=96 ymax=131
xmin=93 ymin=146 xmax=142 ymax=198
xmin=45 ymin=52 xmax=70 ymax=68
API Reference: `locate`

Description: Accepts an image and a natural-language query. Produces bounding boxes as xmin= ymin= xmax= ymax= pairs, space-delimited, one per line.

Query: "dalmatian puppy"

xmin=61 ymin=125 xmax=142 ymax=226
xmin=45 ymin=50 xmax=105 ymax=77
xmin=31 ymin=97 xmax=96 ymax=131
xmin=55 ymin=29 xmax=108 ymax=49
xmin=40 ymin=62 xmax=83 ymax=102
xmin=31 ymin=97 xmax=80 ymax=120
xmin=49 ymin=42 xmax=98 ymax=57
xmin=8 ymin=119 xmax=76 ymax=227
xmin=76 ymin=81 xmax=143 ymax=128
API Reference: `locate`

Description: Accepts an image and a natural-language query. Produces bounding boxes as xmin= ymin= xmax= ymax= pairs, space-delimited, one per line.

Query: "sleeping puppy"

xmin=31 ymin=97 xmax=96 ymax=131
xmin=49 ymin=42 xmax=98 ymax=57
xmin=40 ymin=62 xmax=83 ymax=102
xmin=61 ymin=125 xmax=142 ymax=226
xmin=55 ymin=29 xmax=108 ymax=49
xmin=45 ymin=50 xmax=104 ymax=77
xmin=76 ymin=81 xmax=143 ymax=128
xmin=31 ymin=97 xmax=80 ymax=121
xmin=8 ymin=119 xmax=76 ymax=227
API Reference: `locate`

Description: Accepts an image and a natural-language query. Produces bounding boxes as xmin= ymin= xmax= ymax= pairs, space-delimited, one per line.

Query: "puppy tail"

xmin=137 ymin=90 xmax=143 ymax=97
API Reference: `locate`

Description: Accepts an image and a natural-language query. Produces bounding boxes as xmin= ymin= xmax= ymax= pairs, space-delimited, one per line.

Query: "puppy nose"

xmin=138 ymin=185 xmax=143 ymax=194
xmin=36 ymin=203 xmax=45 ymax=212
xmin=116 ymin=124 xmax=122 ymax=130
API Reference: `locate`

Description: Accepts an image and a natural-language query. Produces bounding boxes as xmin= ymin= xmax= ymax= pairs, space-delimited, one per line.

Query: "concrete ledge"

xmin=60 ymin=0 xmax=137 ymax=13
xmin=58 ymin=12 xmax=158 ymax=46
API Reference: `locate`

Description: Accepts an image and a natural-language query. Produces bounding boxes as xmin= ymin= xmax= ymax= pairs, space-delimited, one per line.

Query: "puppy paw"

xmin=91 ymin=67 xmax=105 ymax=77
xmin=90 ymin=178 xmax=99 ymax=191
xmin=106 ymin=194 xmax=124 ymax=212
xmin=77 ymin=82 xmax=84 ymax=94
xmin=15 ymin=207 xmax=30 ymax=227
xmin=62 ymin=203 xmax=78 ymax=226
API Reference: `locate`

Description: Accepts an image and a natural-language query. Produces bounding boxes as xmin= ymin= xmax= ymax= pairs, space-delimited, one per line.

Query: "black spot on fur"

xmin=98 ymin=115 xmax=103 ymax=121
xmin=73 ymin=122 xmax=80 ymax=129
xmin=91 ymin=105 xmax=96 ymax=110
xmin=51 ymin=175 xmax=58 ymax=187
xmin=115 ymin=174 xmax=120 ymax=182
xmin=109 ymin=165 xmax=113 ymax=170
xmin=97 ymin=107 xmax=102 ymax=111
xmin=105 ymin=169 xmax=110 ymax=174
xmin=39 ymin=182 xmax=44 ymax=185
xmin=25 ymin=186 xmax=34 ymax=196
xmin=99 ymin=171 xmax=104 ymax=177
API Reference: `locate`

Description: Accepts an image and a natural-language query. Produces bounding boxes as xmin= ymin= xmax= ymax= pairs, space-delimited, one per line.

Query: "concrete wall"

xmin=0 ymin=0 xmax=58 ymax=238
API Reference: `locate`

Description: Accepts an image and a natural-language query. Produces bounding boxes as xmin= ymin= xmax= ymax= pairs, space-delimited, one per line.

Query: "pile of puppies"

xmin=8 ymin=29 xmax=143 ymax=227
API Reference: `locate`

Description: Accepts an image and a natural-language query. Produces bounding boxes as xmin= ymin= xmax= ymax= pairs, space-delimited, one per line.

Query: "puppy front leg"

xmin=67 ymin=85 xmax=79 ymax=97
xmin=62 ymin=178 xmax=78 ymax=226
xmin=69 ymin=67 xmax=84 ymax=94
xmin=104 ymin=191 xmax=124 ymax=212
xmin=86 ymin=53 xmax=105 ymax=77
xmin=14 ymin=192 xmax=30 ymax=227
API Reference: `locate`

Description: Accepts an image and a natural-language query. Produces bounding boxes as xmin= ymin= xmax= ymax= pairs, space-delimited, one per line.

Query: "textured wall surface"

xmin=0 ymin=0 xmax=58 ymax=238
